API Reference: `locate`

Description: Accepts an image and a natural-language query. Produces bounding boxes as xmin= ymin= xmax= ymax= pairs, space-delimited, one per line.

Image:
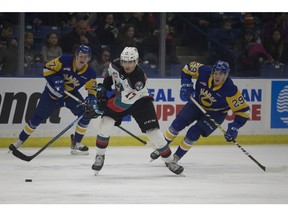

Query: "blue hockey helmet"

xmin=212 ymin=60 xmax=230 ymax=75
xmin=77 ymin=45 xmax=92 ymax=57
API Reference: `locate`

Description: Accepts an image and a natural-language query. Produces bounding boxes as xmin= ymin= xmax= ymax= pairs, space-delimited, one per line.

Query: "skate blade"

xmin=71 ymin=150 xmax=89 ymax=155
xmin=94 ymin=170 xmax=99 ymax=176
xmin=149 ymin=156 xmax=160 ymax=163
xmin=176 ymin=173 xmax=186 ymax=177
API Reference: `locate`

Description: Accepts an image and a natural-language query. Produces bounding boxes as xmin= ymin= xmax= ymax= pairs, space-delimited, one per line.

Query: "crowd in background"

xmin=1 ymin=12 xmax=288 ymax=77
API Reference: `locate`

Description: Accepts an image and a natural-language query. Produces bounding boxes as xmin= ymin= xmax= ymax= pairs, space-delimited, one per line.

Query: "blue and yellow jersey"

xmin=182 ymin=61 xmax=250 ymax=127
xmin=43 ymin=54 xmax=97 ymax=97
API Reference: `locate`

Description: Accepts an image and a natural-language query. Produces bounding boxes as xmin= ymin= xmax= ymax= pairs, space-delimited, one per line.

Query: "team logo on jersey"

xmin=271 ymin=81 xmax=288 ymax=128
xmin=63 ymin=74 xmax=80 ymax=91
xmin=135 ymin=81 xmax=144 ymax=91
xmin=199 ymin=88 xmax=216 ymax=107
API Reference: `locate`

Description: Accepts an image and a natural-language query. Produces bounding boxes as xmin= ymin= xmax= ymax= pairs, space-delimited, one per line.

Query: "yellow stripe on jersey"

xmin=71 ymin=59 xmax=88 ymax=76
xmin=43 ymin=68 xmax=57 ymax=76
xmin=77 ymin=64 xmax=89 ymax=76
xmin=43 ymin=58 xmax=62 ymax=77
xmin=226 ymin=89 xmax=250 ymax=119
xmin=85 ymin=79 xmax=97 ymax=96
xmin=76 ymin=124 xmax=87 ymax=135
xmin=179 ymin=139 xmax=193 ymax=151
xmin=182 ymin=61 xmax=202 ymax=79
xmin=164 ymin=129 xmax=176 ymax=142
xmin=24 ymin=124 xmax=35 ymax=135
xmin=208 ymin=76 xmax=223 ymax=91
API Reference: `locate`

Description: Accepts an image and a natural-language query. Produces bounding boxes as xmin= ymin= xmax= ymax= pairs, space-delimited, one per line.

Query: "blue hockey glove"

xmin=84 ymin=95 xmax=103 ymax=119
xmin=51 ymin=76 xmax=64 ymax=98
xmin=224 ymin=122 xmax=240 ymax=142
xmin=180 ymin=83 xmax=194 ymax=101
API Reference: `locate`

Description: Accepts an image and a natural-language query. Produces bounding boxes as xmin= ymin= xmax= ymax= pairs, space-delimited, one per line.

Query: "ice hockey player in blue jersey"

xmin=150 ymin=60 xmax=250 ymax=162
xmin=91 ymin=47 xmax=184 ymax=175
xmin=9 ymin=45 xmax=103 ymax=155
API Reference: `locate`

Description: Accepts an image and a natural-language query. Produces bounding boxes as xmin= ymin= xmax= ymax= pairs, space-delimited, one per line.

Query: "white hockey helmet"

xmin=120 ymin=47 xmax=139 ymax=64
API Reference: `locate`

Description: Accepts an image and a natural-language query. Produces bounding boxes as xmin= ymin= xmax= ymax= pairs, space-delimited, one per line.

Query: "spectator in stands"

xmin=0 ymin=22 xmax=18 ymax=75
xmin=168 ymin=21 xmax=183 ymax=46
xmin=24 ymin=32 xmax=41 ymax=74
xmin=93 ymin=47 xmax=111 ymax=76
xmin=142 ymin=25 xmax=179 ymax=65
xmin=242 ymin=13 xmax=263 ymax=44
xmin=208 ymin=17 xmax=240 ymax=70
xmin=234 ymin=28 xmax=273 ymax=77
xmin=115 ymin=24 xmax=143 ymax=59
xmin=41 ymin=32 xmax=62 ymax=64
xmin=262 ymin=13 xmax=288 ymax=44
xmin=126 ymin=13 xmax=152 ymax=40
xmin=96 ymin=13 xmax=119 ymax=47
xmin=59 ymin=17 xmax=101 ymax=60
xmin=67 ymin=13 xmax=98 ymax=31
xmin=264 ymin=28 xmax=288 ymax=65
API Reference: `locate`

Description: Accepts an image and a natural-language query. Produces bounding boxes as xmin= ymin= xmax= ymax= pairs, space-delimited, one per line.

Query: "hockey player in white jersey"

xmin=92 ymin=47 xmax=184 ymax=175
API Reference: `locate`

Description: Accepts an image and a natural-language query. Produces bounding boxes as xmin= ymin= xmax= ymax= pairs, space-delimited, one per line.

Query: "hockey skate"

xmin=70 ymin=134 xmax=89 ymax=155
xmin=166 ymin=160 xmax=184 ymax=175
xmin=92 ymin=155 xmax=105 ymax=175
xmin=8 ymin=140 xmax=23 ymax=153
xmin=150 ymin=149 xmax=160 ymax=162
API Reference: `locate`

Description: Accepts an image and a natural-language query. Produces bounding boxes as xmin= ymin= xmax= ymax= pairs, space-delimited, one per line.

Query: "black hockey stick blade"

xmin=265 ymin=165 xmax=288 ymax=173
xmin=10 ymin=144 xmax=33 ymax=161
xmin=9 ymin=115 xmax=83 ymax=162
xmin=234 ymin=141 xmax=288 ymax=173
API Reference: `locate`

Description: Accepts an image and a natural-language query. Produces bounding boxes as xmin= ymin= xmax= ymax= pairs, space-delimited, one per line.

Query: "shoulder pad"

xmin=113 ymin=58 xmax=120 ymax=63
xmin=189 ymin=61 xmax=204 ymax=68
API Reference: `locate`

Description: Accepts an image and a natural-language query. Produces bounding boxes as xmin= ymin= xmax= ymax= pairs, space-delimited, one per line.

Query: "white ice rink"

xmin=1 ymin=144 xmax=288 ymax=215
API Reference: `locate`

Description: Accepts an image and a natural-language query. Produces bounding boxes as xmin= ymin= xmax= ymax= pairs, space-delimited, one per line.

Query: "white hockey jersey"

xmin=103 ymin=59 xmax=151 ymax=112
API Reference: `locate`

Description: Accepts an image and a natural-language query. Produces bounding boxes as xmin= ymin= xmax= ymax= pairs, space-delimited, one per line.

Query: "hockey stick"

xmin=116 ymin=125 xmax=149 ymax=145
xmin=9 ymin=115 xmax=83 ymax=162
xmin=190 ymin=96 xmax=287 ymax=173
xmin=64 ymin=90 xmax=153 ymax=146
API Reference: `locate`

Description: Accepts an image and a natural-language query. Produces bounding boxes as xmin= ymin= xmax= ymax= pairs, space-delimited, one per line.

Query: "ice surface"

xmin=1 ymin=145 xmax=288 ymax=215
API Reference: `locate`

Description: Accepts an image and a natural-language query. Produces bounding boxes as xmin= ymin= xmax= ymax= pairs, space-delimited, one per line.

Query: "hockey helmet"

xmin=212 ymin=60 xmax=230 ymax=75
xmin=120 ymin=47 xmax=139 ymax=64
xmin=77 ymin=45 xmax=92 ymax=57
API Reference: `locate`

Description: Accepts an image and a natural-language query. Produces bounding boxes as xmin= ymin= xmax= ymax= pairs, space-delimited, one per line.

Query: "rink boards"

xmin=0 ymin=77 xmax=288 ymax=147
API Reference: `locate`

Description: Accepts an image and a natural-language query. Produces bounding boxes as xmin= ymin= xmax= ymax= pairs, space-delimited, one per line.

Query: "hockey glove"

xmin=96 ymin=84 xmax=107 ymax=100
xmin=84 ymin=95 xmax=104 ymax=119
xmin=96 ymin=84 xmax=108 ymax=110
xmin=51 ymin=76 xmax=64 ymax=98
xmin=180 ymin=83 xmax=194 ymax=101
xmin=224 ymin=122 xmax=240 ymax=142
